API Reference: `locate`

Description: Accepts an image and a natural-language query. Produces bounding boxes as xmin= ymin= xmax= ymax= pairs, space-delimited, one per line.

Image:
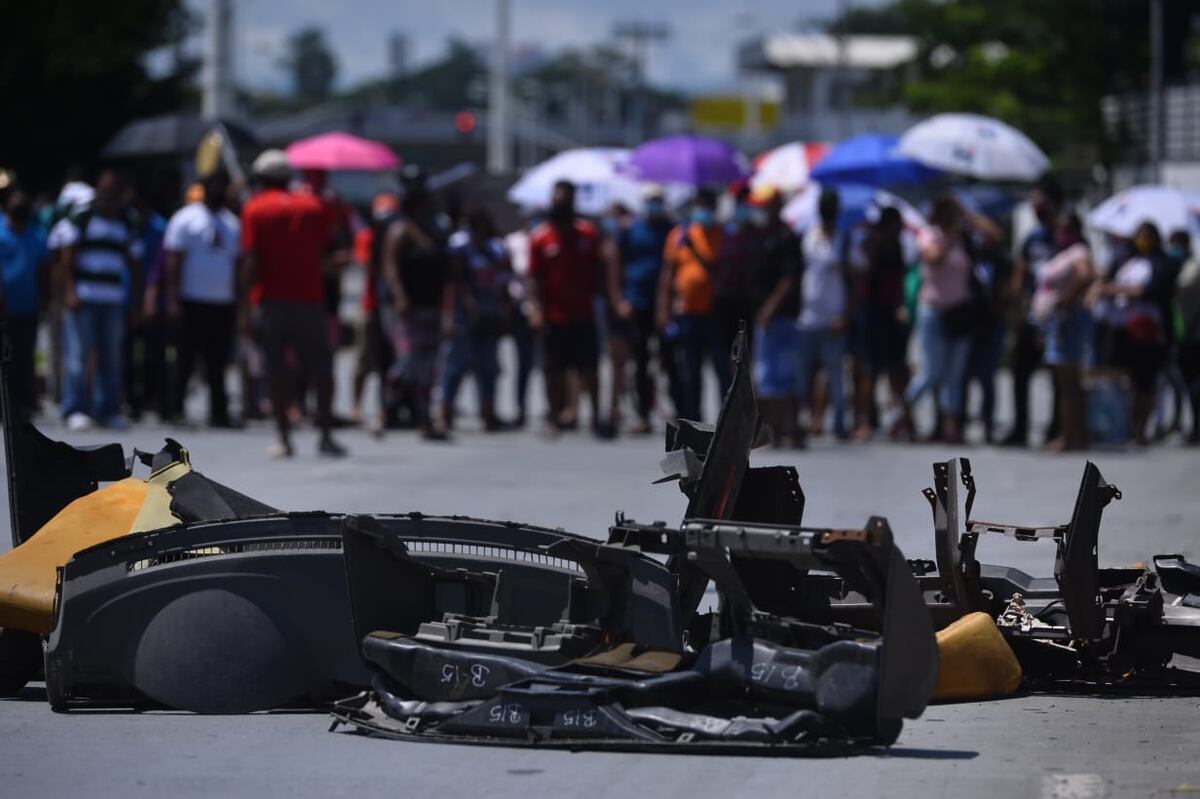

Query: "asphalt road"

xmin=1 ymin=404 xmax=1199 ymax=798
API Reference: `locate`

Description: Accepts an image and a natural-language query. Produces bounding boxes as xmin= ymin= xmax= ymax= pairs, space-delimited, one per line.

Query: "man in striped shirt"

xmin=55 ymin=169 xmax=143 ymax=430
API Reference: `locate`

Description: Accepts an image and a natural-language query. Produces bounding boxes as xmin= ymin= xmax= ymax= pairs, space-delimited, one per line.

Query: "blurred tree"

xmin=0 ymin=0 xmax=195 ymax=189
xmin=829 ymin=0 xmax=1200 ymax=168
xmin=280 ymin=27 xmax=339 ymax=104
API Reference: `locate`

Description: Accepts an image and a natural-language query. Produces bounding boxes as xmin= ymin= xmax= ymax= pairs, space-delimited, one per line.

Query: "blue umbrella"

xmin=810 ymin=133 xmax=940 ymax=187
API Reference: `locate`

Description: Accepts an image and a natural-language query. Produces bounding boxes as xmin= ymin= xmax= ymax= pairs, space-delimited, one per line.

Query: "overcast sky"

xmin=187 ymin=0 xmax=881 ymax=94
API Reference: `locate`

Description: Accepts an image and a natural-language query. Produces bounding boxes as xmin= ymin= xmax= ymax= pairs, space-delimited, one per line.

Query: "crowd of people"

xmin=1 ymin=156 xmax=1199 ymax=457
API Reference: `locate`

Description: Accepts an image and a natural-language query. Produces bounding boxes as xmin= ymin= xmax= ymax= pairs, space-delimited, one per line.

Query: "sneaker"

xmin=66 ymin=412 xmax=93 ymax=432
xmin=317 ymin=437 xmax=348 ymax=457
xmin=268 ymin=441 xmax=295 ymax=459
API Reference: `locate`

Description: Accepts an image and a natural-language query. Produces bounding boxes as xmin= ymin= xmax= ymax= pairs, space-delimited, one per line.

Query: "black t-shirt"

xmin=397 ymin=222 xmax=449 ymax=308
xmin=866 ymin=235 xmax=906 ymax=309
xmin=753 ymin=224 xmax=803 ymax=319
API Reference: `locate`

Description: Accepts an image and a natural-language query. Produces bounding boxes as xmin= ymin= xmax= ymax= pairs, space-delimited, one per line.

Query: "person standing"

xmin=240 ymin=150 xmax=345 ymax=458
xmin=528 ymin=180 xmax=611 ymax=437
xmin=440 ymin=206 xmax=511 ymax=431
xmin=56 ymin=169 xmax=142 ymax=431
xmin=658 ymin=189 xmax=729 ymax=422
xmin=163 ymin=169 xmax=241 ymax=428
xmin=796 ymin=189 xmax=849 ymax=440
xmin=381 ymin=174 xmax=452 ymax=441
xmin=1003 ymin=176 xmax=1064 ymax=446
xmin=751 ymin=191 xmax=803 ymax=446
xmin=1033 ymin=214 xmax=1094 ymax=451
xmin=1175 ymin=232 xmax=1200 ymax=443
xmin=904 ymin=194 xmax=977 ymax=444
xmin=714 ymin=183 xmax=760 ymax=362
xmin=852 ymin=206 xmax=915 ymax=441
xmin=349 ymin=191 xmax=398 ymax=431
xmin=0 ymin=189 xmax=49 ymax=420
xmin=606 ymin=185 xmax=674 ymax=434
xmin=1089 ymin=222 xmax=1171 ymax=445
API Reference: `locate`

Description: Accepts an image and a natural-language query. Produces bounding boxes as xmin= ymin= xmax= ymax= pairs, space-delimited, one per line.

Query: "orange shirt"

xmin=664 ymin=222 xmax=722 ymax=316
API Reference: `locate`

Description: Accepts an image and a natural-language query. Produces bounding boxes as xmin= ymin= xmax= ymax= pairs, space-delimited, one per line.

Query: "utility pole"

xmin=202 ymin=0 xmax=234 ymax=120
xmin=836 ymin=0 xmax=852 ymax=140
xmin=613 ymin=21 xmax=670 ymax=145
xmin=1149 ymin=0 xmax=1164 ymax=182
xmin=487 ymin=0 xmax=512 ymax=175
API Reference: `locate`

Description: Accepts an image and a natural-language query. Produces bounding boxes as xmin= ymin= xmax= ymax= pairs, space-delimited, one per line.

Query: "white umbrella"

xmin=782 ymin=183 xmax=925 ymax=232
xmin=1087 ymin=185 xmax=1200 ymax=238
xmin=507 ymin=148 xmax=689 ymax=216
xmin=898 ymin=113 xmax=1049 ymax=181
xmin=750 ymin=141 xmax=830 ymax=195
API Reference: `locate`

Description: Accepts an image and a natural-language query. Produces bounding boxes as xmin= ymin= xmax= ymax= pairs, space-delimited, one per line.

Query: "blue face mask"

xmin=734 ymin=204 xmax=754 ymax=224
xmin=644 ymin=199 xmax=665 ymax=217
xmin=1168 ymin=244 xmax=1188 ymax=260
xmin=691 ymin=208 xmax=715 ymax=226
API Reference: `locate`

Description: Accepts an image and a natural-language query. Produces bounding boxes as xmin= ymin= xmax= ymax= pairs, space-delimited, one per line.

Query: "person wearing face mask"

xmin=527 ymin=180 xmax=612 ymax=438
xmin=714 ymin=183 xmax=761 ymax=366
xmin=751 ymin=190 xmax=803 ymax=446
xmin=1089 ymin=221 xmax=1171 ymax=444
xmin=439 ymin=206 xmax=513 ymax=432
xmin=605 ymin=185 xmax=674 ymax=434
xmin=0 ymin=189 xmax=49 ymax=420
xmin=657 ymin=188 xmax=730 ymax=422
xmin=1032 ymin=214 xmax=1095 ymax=451
xmin=1174 ymin=231 xmax=1200 ymax=443
xmin=796 ymin=189 xmax=849 ymax=440
xmin=1002 ymin=175 xmax=1066 ymax=447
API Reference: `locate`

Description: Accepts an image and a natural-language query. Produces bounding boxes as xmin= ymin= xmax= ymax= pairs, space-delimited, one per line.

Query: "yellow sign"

xmin=689 ymin=96 xmax=779 ymax=130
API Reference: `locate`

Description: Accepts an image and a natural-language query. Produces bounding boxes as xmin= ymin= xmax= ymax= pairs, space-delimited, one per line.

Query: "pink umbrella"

xmin=285 ymin=132 xmax=401 ymax=171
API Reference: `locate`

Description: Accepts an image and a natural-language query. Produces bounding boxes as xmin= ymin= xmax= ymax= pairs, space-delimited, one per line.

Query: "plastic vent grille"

xmin=127 ymin=538 xmax=343 ymax=573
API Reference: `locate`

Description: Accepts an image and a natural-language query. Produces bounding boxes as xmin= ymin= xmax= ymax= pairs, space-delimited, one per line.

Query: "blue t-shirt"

xmin=619 ymin=217 xmax=673 ymax=311
xmin=0 ymin=220 xmax=48 ymax=317
xmin=1020 ymin=225 xmax=1058 ymax=296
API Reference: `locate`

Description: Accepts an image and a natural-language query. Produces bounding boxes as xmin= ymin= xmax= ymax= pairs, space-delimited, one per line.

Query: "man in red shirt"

xmin=240 ymin=149 xmax=346 ymax=458
xmin=528 ymin=180 xmax=612 ymax=437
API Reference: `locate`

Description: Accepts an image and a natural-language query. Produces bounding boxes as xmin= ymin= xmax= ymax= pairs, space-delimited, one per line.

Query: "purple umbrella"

xmin=628 ymin=135 xmax=748 ymax=187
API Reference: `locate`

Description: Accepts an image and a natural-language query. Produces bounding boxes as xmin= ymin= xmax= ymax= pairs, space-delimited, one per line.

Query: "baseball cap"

xmin=252 ymin=149 xmax=292 ymax=180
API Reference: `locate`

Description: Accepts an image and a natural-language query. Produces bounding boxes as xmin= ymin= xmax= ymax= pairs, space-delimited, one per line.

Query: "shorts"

xmin=257 ymin=300 xmax=333 ymax=382
xmin=1112 ymin=328 xmax=1165 ymax=394
xmin=753 ymin=318 xmax=799 ymax=398
xmin=855 ymin=305 xmax=908 ymax=373
xmin=384 ymin=305 xmax=442 ymax=389
xmin=356 ymin=308 xmax=383 ymax=374
xmin=1043 ymin=307 xmax=1091 ymax=366
xmin=544 ymin=320 xmax=599 ymax=373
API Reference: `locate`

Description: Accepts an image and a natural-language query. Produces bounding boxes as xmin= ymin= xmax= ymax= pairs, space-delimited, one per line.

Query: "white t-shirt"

xmin=163 ymin=203 xmax=240 ymax=304
xmin=56 ymin=213 xmax=143 ymax=305
xmin=798 ymin=226 xmax=847 ymax=330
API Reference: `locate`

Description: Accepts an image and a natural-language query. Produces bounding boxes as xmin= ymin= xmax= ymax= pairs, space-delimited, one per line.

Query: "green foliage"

xmin=280 ymin=27 xmax=339 ymax=104
xmin=0 ymin=0 xmax=196 ymax=188
xmin=834 ymin=0 xmax=1153 ymax=166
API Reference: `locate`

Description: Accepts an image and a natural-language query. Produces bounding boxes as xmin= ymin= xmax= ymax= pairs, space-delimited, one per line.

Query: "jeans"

xmin=796 ymin=327 xmax=847 ymax=436
xmin=61 ymin=302 xmax=125 ymax=422
xmin=441 ymin=319 xmax=502 ymax=406
xmin=673 ymin=314 xmax=729 ymax=421
xmin=905 ymin=304 xmax=971 ymax=416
